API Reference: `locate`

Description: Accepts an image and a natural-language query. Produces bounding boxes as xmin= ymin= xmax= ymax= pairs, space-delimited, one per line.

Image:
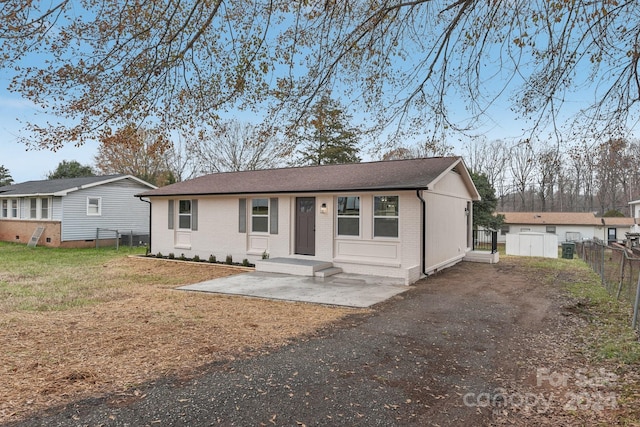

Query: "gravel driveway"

xmin=6 ymin=259 xmax=606 ymax=426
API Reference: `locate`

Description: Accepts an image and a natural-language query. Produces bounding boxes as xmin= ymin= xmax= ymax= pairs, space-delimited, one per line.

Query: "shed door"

xmin=608 ymin=227 xmax=616 ymax=244
xmin=295 ymin=197 xmax=315 ymax=256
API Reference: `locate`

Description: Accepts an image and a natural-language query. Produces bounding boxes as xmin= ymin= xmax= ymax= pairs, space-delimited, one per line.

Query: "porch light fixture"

xmin=464 ymin=207 xmax=470 ymax=216
xmin=320 ymin=203 xmax=328 ymax=214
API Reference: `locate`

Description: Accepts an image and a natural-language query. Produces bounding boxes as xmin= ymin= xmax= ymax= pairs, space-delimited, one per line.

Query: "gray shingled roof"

xmin=139 ymin=157 xmax=477 ymax=197
xmin=0 ymin=175 xmax=139 ymax=197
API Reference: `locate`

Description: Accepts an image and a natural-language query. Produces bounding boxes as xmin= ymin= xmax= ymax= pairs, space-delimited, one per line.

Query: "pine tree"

xmin=295 ymin=96 xmax=360 ymax=166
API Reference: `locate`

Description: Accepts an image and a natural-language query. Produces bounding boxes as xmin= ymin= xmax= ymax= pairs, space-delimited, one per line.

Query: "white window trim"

xmin=87 ymin=197 xmax=102 ymax=216
xmin=27 ymin=197 xmax=51 ymax=220
xmin=373 ymin=195 xmax=399 ymax=239
xmin=10 ymin=199 xmax=19 ymax=219
xmin=41 ymin=197 xmax=50 ymax=219
xmin=336 ymin=195 xmax=361 ymax=238
xmin=251 ymin=198 xmax=269 ymax=233
xmin=178 ymin=199 xmax=192 ymax=230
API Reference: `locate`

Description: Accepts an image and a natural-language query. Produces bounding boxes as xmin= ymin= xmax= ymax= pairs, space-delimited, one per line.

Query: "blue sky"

xmin=0 ymin=98 xmax=99 ymax=183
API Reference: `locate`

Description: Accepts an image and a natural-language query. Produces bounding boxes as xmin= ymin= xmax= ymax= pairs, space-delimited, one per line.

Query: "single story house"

xmin=0 ymin=175 xmax=156 ymax=248
xmin=138 ymin=157 xmax=481 ymax=284
xmin=497 ymin=211 xmax=635 ymax=244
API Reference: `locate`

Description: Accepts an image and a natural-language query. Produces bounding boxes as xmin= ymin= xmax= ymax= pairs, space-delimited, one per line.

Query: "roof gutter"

xmin=138 ymin=197 xmax=152 ymax=255
xmin=416 ymin=189 xmax=428 ymax=277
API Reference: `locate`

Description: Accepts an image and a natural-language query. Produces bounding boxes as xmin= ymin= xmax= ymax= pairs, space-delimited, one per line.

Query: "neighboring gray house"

xmin=138 ymin=157 xmax=482 ymax=284
xmin=497 ymin=211 xmax=635 ymax=245
xmin=0 ymin=175 xmax=155 ymax=247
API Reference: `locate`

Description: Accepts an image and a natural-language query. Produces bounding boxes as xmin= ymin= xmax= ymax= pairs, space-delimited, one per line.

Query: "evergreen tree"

xmin=471 ymin=171 xmax=504 ymax=230
xmin=47 ymin=160 xmax=95 ymax=179
xmin=0 ymin=165 xmax=13 ymax=186
xmin=295 ymin=96 xmax=360 ymax=166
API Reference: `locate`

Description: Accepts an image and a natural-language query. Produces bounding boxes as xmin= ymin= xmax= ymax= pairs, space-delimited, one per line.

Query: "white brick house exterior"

xmin=139 ymin=157 xmax=480 ymax=284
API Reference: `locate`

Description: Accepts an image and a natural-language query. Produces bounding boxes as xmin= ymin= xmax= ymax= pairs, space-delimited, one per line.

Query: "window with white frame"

xmin=546 ymin=225 xmax=556 ymax=234
xmin=11 ymin=199 xmax=18 ymax=218
xmin=178 ymin=200 xmax=192 ymax=229
xmin=374 ymin=195 xmax=399 ymax=238
xmin=29 ymin=199 xmax=37 ymax=219
xmin=87 ymin=197 xmax=101 ymax=216
xmin=337 ymin=196 xmax=360 ymax=236
xmin=251 ymin=198 xmax=269 ymax=232
xmin=29 ymin=198 xmax=50 ymax=219
xmin=41 ymin=198 xmax=49 ymax=219
xmin=0 ymin=199 xmax=6 ymax=218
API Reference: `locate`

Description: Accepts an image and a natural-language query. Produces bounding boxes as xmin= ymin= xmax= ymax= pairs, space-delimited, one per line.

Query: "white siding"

xmin=497 ymin=224 xmax=602 ymax=244
xmin=424 ymin=189 xmax=469 ymax=273
xmin=148 ymin=172 xmax=475 ymax=284
xmin=61 ymin=179 xmax=151 ymax=241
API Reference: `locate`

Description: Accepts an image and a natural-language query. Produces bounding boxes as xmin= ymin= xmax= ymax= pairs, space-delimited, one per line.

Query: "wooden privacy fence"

xmin=576 ymin=239 xmax=640 ymax=334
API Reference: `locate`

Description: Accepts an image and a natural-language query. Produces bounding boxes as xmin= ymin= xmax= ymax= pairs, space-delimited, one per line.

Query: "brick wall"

xmin=0 ymin=220 xmax=62 ymax=247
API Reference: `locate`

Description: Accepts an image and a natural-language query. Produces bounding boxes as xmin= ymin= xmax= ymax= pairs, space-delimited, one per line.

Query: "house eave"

xmin=137 ymin=186 xmax=429 ymax=199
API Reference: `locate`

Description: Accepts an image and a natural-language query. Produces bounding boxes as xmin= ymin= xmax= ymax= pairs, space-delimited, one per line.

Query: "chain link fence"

xmin=575 ymin=239 xmax=640 ymax=333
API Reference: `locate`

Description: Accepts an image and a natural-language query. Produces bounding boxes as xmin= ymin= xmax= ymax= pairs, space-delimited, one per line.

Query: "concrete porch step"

xmin=464 ymin=250 xmax=499 ymax=264
xmin=254 ymin=257 xmax=333 ymax=276
xmin=314 ymin=267 xmax=343 ymax=278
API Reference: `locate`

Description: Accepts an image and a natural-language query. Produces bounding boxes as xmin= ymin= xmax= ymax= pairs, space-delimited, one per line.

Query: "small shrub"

xmin=193 ymin=255 xmax=200 ymax=262
xmin=262 ymin=250 xmax=270 ymax=260
xmin=242 ymin=258 xmax=250 ymax=267
xmin=209 ymin=254 xmax=216 ymax=263
xmin=156 ymin=252 xmax=163 ymax=258
xmin=225 ymin=255 xmax=233 ymax=265
xmin=168 ymin=253 xmax=175 ymax=259
xmin=179 ymin=253 xmax=187 ymax=261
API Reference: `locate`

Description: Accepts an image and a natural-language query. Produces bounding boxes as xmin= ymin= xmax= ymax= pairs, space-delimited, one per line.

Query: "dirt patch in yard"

xmin=0 ymin=257 xmax=359 ymax=423
xmin=3 ymin=256 xmax=640 ymax=426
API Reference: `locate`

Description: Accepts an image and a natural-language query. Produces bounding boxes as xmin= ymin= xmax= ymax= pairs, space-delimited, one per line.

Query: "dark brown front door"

xmin=295 ymin=197 xmax=315 ymax=255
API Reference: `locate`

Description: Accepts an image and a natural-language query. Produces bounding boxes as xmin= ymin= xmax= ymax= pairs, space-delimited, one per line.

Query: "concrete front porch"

xmin=254 ymin=257 xmax=343 ymax=278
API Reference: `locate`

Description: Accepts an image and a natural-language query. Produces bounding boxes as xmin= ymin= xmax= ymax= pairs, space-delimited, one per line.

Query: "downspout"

xmin=139 ymin=197 xmax=151 ymax=255
xmin=416 ymin=189 xmax=428 ymax=276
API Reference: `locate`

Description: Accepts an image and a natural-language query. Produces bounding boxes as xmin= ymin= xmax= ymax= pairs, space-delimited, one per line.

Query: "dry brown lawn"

xmin=0 ymin=256 xmax=360 ymax=423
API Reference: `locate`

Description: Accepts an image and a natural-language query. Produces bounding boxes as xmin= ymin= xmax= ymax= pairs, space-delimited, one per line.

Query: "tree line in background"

xmin=3 ymin=91 xmax=638 ymax=219
xmin=1 ymin=96 xmax=363 ymax=187
xmin=464 ymin=138 xmax=640 ymax=216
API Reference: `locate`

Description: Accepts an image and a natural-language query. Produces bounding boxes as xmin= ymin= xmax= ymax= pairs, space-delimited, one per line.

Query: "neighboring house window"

xmin=41 ymin=198 xmax=49 ymax=219
xmin=252 ymin=198 xmax=269 ymax=232
xmin=374 ymin=195 xmax=399 ymax=238
xmin=501 ymin=225 xmax=510 ymax=235
xmin=29 ymin=198 xmax=51 ymax=219
xmin=11 ymin=199 xmax=18 ymax=218
xmin=178 ymin=200 xmax=192 ymax=229
xmin=30 ymin=198 xmax=38 ymax=219
xmin=520 ymin=228 xmax=530 ymax=232
xmin=337 ymin=196 xmax=360 ymax=236
xmin=87 ymin=197 xmax=101 ymax=216
xmin=0 ymin=199 xmax=6 ymax=218
xmin=546 ymin=225 xmax=556 ymax=233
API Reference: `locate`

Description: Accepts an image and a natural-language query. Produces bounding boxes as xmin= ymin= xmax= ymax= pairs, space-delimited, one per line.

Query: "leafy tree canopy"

xmin=0 ymin=165 xmax=13 ymax=186
xmin=471 ymin=171 xmax=504 ymax=230
xmin=47 ymin=160 xmax=95 ymax=179
xmin=0 ymin=1 xmax=636 ymax=152
xmin=94 ymin=124 xmax=175 ymax=187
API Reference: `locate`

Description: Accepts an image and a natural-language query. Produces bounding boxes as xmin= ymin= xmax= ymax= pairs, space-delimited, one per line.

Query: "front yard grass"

xmin=0 ymin=242 xmax=358 ymax=423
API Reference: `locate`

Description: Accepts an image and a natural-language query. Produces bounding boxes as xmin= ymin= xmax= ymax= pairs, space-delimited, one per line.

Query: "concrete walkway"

xmin=178 ymin=271 xmax=409 ymax=308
